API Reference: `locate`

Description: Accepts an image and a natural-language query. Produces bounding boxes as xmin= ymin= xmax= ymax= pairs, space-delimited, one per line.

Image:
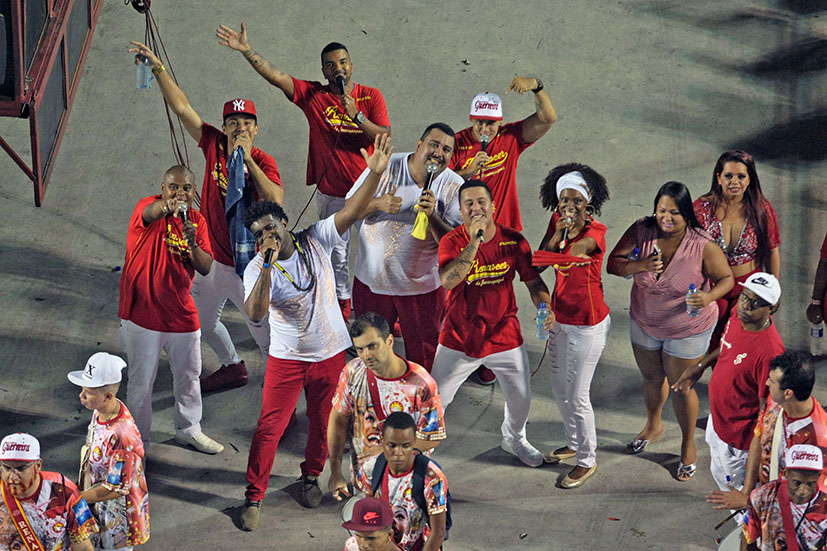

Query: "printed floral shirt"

xmin=746 ymin=480 xmax=827 ymax=550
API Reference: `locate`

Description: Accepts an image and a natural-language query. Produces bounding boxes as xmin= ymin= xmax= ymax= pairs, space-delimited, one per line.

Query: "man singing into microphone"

xmin=452 ymin=78 xmax=556 ymax=384
xmin=119 ymin=165 xmax=224 ymax=454
xmin=347 ymin=123 xmax=464 ymax=371
xmin=216 ymin=24 xmax=391 ymax=320
xmin=431 ymin=180 xmax=553 ymax=467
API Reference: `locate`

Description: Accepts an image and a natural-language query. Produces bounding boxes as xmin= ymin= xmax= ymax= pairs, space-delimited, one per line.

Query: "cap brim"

xmin=341 ymin=521 xmax=393 ymax=532
xmin=738 ymin=282 xmax=778 ymax=305
xmin=470 ymin=115 xmax=503 ymax=121
xmin=67 ymin=371 xmax=90 ymax=387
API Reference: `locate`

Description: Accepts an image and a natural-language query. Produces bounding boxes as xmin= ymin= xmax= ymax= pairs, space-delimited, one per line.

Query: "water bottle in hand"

xmin=686 ymin=284 xmax=701 ymax=317
xmin=811 ymin=322 xmax=824 ymax=357
xmin=136 ymin=54 xmax=152 ymax=90
xmin=536 ymin=303 xmax=550 ymax=341
xmin=624 ymin=247 xmax=640 ymax=279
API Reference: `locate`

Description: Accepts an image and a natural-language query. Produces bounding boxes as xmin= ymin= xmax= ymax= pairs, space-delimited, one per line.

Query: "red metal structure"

xmin=0 ymin=0 xmax=103 ymax=206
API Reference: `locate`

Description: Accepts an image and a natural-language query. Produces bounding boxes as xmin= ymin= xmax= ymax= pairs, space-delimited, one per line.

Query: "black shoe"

xmin=298 ymin=475 xmax=322 ymax=508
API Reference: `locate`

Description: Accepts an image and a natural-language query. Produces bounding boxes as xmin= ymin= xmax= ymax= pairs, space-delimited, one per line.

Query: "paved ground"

xmin=1 ymin=1 xmax=826 ymax=550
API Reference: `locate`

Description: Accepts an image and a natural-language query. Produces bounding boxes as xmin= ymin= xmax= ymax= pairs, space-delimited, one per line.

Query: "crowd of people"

xmin=2 ymin=22 xmax=827 ymax=551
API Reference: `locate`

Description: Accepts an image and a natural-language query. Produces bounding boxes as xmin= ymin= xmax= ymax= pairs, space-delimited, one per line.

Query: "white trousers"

xmin=547 ymin=315 xmax=610 ymax=468
xmin=191 ymin=260 xmax=269 ymax=365
xmin=120 ymin=319 xmax=202 ymax=441
xmin=431 ymin=344 xmax=532 ymax=442
xmin=316 ymin=192 xmax=350 ymax=300
xmin=706 ymin=414 xmax=748 ymax=523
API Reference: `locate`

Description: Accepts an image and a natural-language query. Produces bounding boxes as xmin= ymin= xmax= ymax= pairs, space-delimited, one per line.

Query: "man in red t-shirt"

xmin=450 ymin=77 xmax=556 ymax=385
xmin=216 ymin=24 xmax=391 ymax=318
xmin=430 ymin=180 xmax=553 ymax=468
xmin=118 ymin=165 xmax=223 ymax=454
xmin=128 ymin=41 xmax=283 ymax=394
xmin=673 ymin=273 xmax=785 ymax=506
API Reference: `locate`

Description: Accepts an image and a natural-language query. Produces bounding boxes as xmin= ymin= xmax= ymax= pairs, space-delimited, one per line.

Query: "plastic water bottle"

xmin=625 ymin=247 xmax=640 ymax=279
xmin=686 ymin=284 xmax=700 ymax=317
xmin=811 ymin=322 xmax=825 ymax=356
xmin=136 ymin=55 xmax=152 ymax=90
xmin=536 ymin=303 xmax=550 ymax=341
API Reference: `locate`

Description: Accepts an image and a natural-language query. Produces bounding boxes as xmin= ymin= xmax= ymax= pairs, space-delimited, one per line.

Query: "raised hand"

xmin=127 ymin=41 xmax=161 ymax=69
xmin=361 ymin=133 xmax=393 ymax=175
xmin=506 ymin=76 xmax=540 ymax=95
xmin=216 ymin=23 xmax=250 ymax=52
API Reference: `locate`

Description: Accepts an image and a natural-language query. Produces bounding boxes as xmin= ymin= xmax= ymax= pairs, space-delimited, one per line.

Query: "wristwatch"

xmin=532 ymin=78 xmax=544 ymax=93
xmin=354 ymin=111 xmax=366 ymax=125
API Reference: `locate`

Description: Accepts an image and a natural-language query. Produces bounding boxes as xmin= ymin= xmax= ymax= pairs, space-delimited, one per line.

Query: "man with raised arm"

xmin=238 ymin=134 xmax=393 ymax=531
xmin=127 ymin=41 xmax=283 ymax=393
xmin=451 ymin=78 xmax=556 ymax=385
xmin=216 ymin=23 xmax=391 ymax=320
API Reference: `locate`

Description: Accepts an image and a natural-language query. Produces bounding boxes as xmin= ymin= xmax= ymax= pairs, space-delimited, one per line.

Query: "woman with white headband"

xmin=607 ymin=182 xmax=733 ymax=482
xmin=534 ymin=163 xmax=610 ymax=489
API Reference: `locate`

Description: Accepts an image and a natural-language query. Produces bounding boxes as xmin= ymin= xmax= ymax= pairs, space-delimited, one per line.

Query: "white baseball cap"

xmin=739 ymin=272 xmax=781 ymax=306
xmin=786 ymin=444 xmax=823 ymax=471
xmin=67 ymin=352 xmax=126 ymax=388
xmin=470 ymin=92 xmax=503 ymax=120
xmin=0 ymin=433 xmax=40 ymax=462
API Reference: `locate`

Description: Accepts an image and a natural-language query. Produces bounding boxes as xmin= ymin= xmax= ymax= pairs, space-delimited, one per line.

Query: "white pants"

xmin=547 ymin=315 xmax=610 ymax=468
xmin=191 ymin=260 xmax=269 ymax=366
xmin=706 ymin=414 xmax=748 ymax=523
xmin=431 ymin=344 xmax=532 ymax=442
xmin=316 ymin=192 xmax=350 ymax=300
xmin=120 ymin=319 xmax=202 ymax=441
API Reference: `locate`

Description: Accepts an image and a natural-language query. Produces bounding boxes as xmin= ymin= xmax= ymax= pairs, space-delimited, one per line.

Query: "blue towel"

xmin=225 ymin=146 xmax=257 ymax=277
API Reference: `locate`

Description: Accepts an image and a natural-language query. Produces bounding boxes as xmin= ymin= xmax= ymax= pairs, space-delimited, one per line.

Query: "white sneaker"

xmin=501 ymin=437 xmax=543 ymax=467
xmin=175 ymin=433 xmax=224 ymax=454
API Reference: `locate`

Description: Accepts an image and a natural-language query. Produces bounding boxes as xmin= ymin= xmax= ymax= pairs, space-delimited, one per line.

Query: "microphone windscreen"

xmin=336 ymin=75 xmax=346 ymax=96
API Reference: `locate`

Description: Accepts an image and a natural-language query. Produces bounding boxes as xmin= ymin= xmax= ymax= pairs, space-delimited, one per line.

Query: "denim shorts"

xmin=629 ymin=317 xmax=713 ymax=360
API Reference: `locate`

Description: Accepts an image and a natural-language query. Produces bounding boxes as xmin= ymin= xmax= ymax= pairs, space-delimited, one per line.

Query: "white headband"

xmin=556 ymin=171 xmax=591 ymax=203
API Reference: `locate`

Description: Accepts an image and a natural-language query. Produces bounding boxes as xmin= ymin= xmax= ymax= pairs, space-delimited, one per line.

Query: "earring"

xmin=585 ymin=205 xmax=595 ymax=218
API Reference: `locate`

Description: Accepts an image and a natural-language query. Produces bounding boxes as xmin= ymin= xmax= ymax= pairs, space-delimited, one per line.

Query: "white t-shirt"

xmin=243 ymin=215 xmax=351 ymax=361
xmin=347 ymin=153 xmax=463 ymax=295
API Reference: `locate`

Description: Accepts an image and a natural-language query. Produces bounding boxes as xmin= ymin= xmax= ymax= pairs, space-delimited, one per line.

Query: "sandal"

xmin=676 ymin=461 xmax=696 ymax=481
xmin=624 ymin=428 xmax=664 ymax=455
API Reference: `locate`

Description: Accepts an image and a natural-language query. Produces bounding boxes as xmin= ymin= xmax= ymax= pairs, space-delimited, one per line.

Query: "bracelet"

xmin=532 ymin=78 xmax=544 ymax=93
xmin=813 ymin=299 xmax=824 ymax=305
xmin=151 ymin=64 xmax=166 ymax=77
xmin=263 ymin=263 xmax=271 ymax=269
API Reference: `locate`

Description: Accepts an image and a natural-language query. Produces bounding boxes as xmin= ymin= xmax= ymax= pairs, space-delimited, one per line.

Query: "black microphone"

xmin=479 ymin=134 xmax=491 ymax=153
xmin=263 ymin=248 xmax=275 ymax=266
xmin=177 ymin=202 xmax=188 ymax=224
xmin=476 ymin=228 xmax=485 ymax=240
xmin=336 ymin=75 xmax=346 ymax=96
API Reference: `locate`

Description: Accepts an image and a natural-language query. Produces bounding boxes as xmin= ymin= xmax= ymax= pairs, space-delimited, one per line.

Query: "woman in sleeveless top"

xmin=608 ymin=182 xmax=733 ymax=481
xmin=536 ymin=164 xmax=611 ymax=489
xmin=693 ymin=151 xmax=780 ymax=352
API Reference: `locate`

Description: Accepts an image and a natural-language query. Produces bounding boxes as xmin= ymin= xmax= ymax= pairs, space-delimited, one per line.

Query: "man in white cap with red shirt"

xmin=451 ymin=77 xmax=557 ymax=385
xmin=0 ymin=433 xmax=98 ymax=551
xmin=744 ymin=444 xmax=827 ymax=550
xmin=128 ymin=41 xmax=283 ymax=393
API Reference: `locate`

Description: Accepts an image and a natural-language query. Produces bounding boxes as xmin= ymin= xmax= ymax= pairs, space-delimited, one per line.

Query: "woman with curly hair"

xmin=694 ymin=151 xmax=781 ymax=350
xmin=607 ymin=182 xmax=733 ymax=481
xmin=534 ymin=163 xmax=610 ymax=488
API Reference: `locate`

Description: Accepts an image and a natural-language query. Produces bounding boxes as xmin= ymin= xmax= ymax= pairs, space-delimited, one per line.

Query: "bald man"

xmin=118 ymin=165 xmax=224 ymax=454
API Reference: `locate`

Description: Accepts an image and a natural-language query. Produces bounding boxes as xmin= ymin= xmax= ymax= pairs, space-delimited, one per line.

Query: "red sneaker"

xmin=338 ymin=298 xmax=352 ymax=322
xmin=200 ymin=361 xmax=249 ymax=392
xmin=470 ymin=365 xmax=496 ymax=386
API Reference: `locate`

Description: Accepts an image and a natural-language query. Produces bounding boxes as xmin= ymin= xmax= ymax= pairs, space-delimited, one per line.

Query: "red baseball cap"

xmin=341 ymin=497 xmax=394 ymax=532
xmin=222 ymin=98 xmax=257 ymax=121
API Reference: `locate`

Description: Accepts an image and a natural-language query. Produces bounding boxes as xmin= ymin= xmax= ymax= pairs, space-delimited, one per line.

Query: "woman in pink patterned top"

xmin=694 ymin=150 xmax=781 ymax=351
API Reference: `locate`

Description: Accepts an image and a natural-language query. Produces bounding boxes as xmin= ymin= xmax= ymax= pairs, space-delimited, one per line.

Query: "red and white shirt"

xmin=198 ymin=123 xmax=281 ymax=266
xmin=118 ymin=195 xmax=213 ymax=333
xmin=0 ymin=471 xmax=98 ymax=551
xmin=746 ymin=480 xmax=827 ymax=550
xmin=452 ymin=120 xmax=533 ymax=231
xmin=292 ymin=78 xmax=390 ymax=197
xmin=84 ymin=401 xmax=149 ymax=548
xmin=709 ymin=309 xmax=785 ymax=450
xmin=439 ymin=224 xmax=540 ymax=358
xmin=332 ymin=358 xmax=446 ymax=490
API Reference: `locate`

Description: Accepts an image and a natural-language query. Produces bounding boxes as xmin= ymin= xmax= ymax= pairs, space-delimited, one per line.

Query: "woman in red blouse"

xmin=535 ymin=163 xmax=610 ymax=489
xmin=694 ymin=150 xmax=781 ymax=350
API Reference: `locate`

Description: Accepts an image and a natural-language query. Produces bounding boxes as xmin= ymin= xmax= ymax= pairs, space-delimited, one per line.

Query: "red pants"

xmin=710 ymin=268 xmax=758 ymax=353
xmin=245 ymin=351 xmax=345 ymax=501
xmin=352 ymin=277 xmax=444 ymax=371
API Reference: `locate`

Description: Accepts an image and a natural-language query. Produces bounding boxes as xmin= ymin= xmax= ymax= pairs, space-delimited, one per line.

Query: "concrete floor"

xmin=1 ymin=1 xmax=826 ymax=550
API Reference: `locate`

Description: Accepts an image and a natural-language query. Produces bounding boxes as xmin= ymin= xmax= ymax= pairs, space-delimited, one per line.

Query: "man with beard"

xmin=328 ymin=313 xmax=445 ymax=499
xmin=216 ymin=24 xmax=391 ymax=320
xmin=0 ymin=433 xmax=97 ymax=551
xmin=347 ymin=123 xmax=463 ymax=371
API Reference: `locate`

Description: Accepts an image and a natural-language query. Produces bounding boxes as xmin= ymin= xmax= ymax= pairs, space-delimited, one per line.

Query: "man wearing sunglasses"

xmin=673 ymin=272 xmax=784 ymax=515
xmin=0 ymin=433 xmax=98 ymax=550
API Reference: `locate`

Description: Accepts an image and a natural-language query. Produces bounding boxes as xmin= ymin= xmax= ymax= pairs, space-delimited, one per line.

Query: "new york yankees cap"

xmin=222 ymin=98 xmax=257 ymax=121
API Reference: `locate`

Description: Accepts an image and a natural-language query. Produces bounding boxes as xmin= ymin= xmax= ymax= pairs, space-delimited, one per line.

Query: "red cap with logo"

xmin=222 ymin=98 xmax=257 ymax=121
xmin=341 ymin=497 xmax=394 ymax=532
